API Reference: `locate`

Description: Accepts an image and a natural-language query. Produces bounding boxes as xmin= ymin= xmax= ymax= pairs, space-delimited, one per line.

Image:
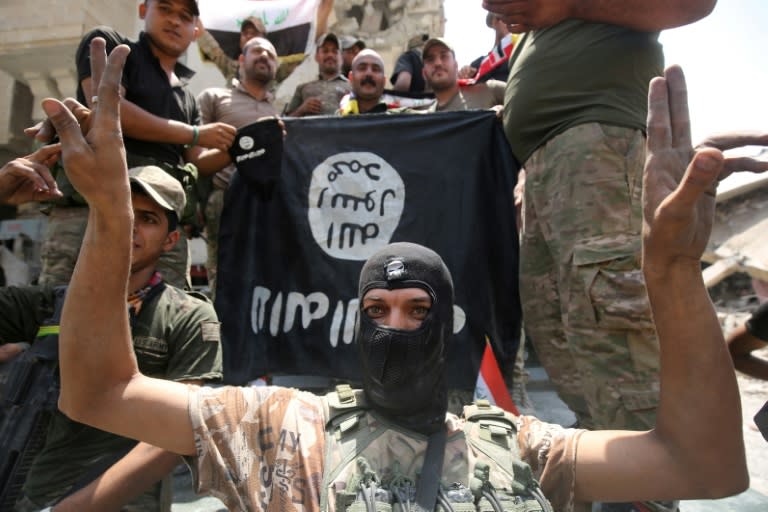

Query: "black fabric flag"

xmin=217 ymin=111 xmax=521 ymax=389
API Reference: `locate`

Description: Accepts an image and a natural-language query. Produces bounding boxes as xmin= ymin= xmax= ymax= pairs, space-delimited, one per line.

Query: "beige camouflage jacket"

xmin=186 ymin=386 xmax=585 ymax=512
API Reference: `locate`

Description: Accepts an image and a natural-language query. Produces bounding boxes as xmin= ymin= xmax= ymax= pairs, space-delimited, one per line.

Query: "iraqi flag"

xmin=474 ymin=338 xmax=519 ymax=415
xmin=198 ymin=0 xmax=320 ymax=60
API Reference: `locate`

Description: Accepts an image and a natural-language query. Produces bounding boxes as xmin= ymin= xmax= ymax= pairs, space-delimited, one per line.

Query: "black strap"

xmin=414 ymin=426 xmax=447 ymax=512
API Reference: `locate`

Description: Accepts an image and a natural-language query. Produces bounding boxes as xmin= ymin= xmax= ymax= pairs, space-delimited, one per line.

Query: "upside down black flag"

xmin=217 ymin=111 xmax=521 ymax=389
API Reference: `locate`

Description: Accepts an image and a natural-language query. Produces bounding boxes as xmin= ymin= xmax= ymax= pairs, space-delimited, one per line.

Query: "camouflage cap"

xmin=129 ymin=166 xmax=186 ymax=220
xmin=242 ymin=16 xmax=267 ymax=36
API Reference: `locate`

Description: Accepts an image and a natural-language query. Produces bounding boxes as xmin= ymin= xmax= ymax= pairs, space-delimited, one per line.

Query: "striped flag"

xmin=198 ymin=0 xmax=321 ymax=60
xmin=474 ymin=338 xmax=519 ymax=415
xmin=474 ymin=33 xmax=517 ymax=81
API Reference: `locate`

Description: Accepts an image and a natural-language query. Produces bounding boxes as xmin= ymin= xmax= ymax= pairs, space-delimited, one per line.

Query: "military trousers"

xmin=519 ymin=122 xmax=660 ymax=430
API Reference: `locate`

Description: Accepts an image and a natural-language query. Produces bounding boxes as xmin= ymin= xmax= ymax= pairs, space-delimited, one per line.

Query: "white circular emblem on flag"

xmin=239 ymin=136 xmax=254 ymax=150
xmin=308 ymin=152 xmax=405 ymax=260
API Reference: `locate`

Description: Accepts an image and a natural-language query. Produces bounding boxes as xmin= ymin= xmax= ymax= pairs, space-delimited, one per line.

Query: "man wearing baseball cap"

xmin=0 ymin=166 xmax=222 ymax=512
xmin=340 ymin=35 xmax=366 ymax=75
xmin=285 ymin=33 xmax=352 ymax=117
xmin=391 ymin=33 xmax=429 ymax=93
xmin=34 ymin=0 xmax=237 ymax=291
xmin=421 ymin=37 xmax=505 ymax=112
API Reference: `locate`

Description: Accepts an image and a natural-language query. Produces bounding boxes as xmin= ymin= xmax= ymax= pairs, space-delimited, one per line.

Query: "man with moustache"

xmin=421 ymin=38 xmax=506 ymax=112
xmin=338 ymin=49 xmax=393 ymax=115
xmin=36 ymin=0 xmax=237 ymax=290
xmin=285 ymin=33 xmax=352 ymax=117
xmin=195 ymin=36 xmax=280 ymax=297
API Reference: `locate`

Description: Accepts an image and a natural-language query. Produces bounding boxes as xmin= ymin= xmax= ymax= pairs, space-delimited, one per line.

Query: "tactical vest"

xmin=321 ymin=385 xmax=553 ymax=512
xmin=0 ymin=287 xmax=66 ymax=509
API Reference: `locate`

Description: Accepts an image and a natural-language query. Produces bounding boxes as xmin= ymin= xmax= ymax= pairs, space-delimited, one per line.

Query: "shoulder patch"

xmin=200 ymin=321 xmax=221 ymax=343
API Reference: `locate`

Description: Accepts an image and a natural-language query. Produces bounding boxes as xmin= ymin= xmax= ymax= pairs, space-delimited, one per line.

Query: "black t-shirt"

xmin=75 ymin=27 xmax=200 ymax=166
xmin=746 ymin=301 xmax=768 ymax=341
xmin=390 ymin=50 xmax=425 ymax=93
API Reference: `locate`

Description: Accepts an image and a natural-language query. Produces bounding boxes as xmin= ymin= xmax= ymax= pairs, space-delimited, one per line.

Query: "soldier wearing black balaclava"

xmin=355 ymin=242 xmax=454 ymax=435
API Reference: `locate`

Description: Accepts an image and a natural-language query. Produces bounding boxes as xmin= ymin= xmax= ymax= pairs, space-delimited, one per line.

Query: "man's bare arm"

xmin=571 ymin=65 xmax=749 ymax=502
xmin=195 ymin=18 xmax=238 ymax=82
xmin=184 ymin=146 xmax=232 ymax=176
xmin=391 ymin=71 xmax=413 ymax=92
xmin=316 ymin=0 xmax=335 ymax=39
xmin=80 ymin=76 xmax=236 ymax=152
xmin=50 ymin=38 xmax=196 ymax=456
xmin=482 ymin=0 xmax=716 ymax=32
xmin=50 ymin=444 xmax=181 ymax=512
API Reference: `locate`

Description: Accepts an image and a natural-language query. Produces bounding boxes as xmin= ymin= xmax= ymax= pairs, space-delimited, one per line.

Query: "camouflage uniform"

xmin=185 ymin=385 xmax=586 ymax=512
xmin=503 ymin=20 xmax=664 ymax=434
xmin=37 ymin=206 xmax=89 ymax=287
xmin=285 ymin=75 xmax=352 ymax=116
xmin=520 ymin=123 xmax=659 ymax=430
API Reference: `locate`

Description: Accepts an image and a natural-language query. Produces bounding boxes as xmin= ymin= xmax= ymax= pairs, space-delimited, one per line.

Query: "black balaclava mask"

xmin=355 ymin=242 xmax=454 ymax=434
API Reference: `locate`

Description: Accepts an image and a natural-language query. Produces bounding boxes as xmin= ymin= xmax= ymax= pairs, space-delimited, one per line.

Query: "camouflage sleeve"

xmin=185 ymin=385 xmax=327 ymax=511
xmin=196 ymin=30 xmax=238 ymax=83
xmin=163 ymin=290 xmax=223 ymax=382
xmin=516 ymin=415 xmax=588 ymax=512
xmin=275 ymin=54 xmax=306 ymax=84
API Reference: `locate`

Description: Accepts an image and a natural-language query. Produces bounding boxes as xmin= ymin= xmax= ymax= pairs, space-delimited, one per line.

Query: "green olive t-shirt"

xmin=503 ymin=20 xmax=664 ymax=164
